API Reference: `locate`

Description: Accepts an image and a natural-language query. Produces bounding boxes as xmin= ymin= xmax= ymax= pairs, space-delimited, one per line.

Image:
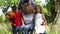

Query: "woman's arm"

xmin=33 ymin=13 xmax=36 ymax=27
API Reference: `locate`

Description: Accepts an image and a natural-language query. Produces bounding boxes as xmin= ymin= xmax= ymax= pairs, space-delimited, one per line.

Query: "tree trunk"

xmin=52 ymin=0 xmax=60 ymax=33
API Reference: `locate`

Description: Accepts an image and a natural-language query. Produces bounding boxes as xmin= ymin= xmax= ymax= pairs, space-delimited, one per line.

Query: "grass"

xmin=47 ymin=31 xmax=60 ymax=34
xmin=0 ymin=22 xmax=60 ymax=34
xmin=0 ymin=23 xmax=12 ymax=34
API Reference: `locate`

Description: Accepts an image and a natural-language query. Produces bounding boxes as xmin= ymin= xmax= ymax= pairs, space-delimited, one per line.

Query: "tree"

xmin=45 ymin=0 xmax=57 ymax=23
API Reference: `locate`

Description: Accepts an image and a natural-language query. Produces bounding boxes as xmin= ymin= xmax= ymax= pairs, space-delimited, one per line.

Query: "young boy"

xmin=8 ymin=5 xmax=24 ymax=34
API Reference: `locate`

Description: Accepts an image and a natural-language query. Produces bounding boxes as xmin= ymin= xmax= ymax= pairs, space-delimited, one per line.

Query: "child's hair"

xmin=24 ymin=0 xmax=29 ymax=3
xmin=11 ymin=5 xmax=18 ymax=11
xmin=35 ymin=5 xmax=42 ymax=14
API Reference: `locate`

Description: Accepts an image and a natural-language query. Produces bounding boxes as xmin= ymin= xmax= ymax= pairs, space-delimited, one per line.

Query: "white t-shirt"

xmin=23 ymin=13 xmax=34 ymax=25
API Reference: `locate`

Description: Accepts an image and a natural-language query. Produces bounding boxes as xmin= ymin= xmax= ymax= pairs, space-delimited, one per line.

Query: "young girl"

xmin=34 ymin=5 xmax=47 ymax=34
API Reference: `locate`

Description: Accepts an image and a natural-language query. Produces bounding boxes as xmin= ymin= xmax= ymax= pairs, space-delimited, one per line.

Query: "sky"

xmin=40 ymin=0 xmax=47 ymax=5
xmin=35 ymin=0 xmax=46 ymax=4
xmin=0 ymin=0 xmax=46 ymax=16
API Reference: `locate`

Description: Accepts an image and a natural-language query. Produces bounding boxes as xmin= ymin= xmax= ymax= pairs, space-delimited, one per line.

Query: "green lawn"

xmin=0 ymin=23 xmax=12 ymax=34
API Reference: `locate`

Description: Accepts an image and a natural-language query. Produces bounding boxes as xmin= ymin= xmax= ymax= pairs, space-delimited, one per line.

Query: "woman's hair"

xmin=35 ymin=5 xmax=42 ymax=14
xmin=24 ymin=3 xmax=35 ymax=13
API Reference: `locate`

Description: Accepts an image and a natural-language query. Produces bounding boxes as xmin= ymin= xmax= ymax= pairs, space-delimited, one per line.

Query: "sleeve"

xmin=21 ymin=13 xmax=23 ymax=18
xmin=20 ymin=12 xmax=23 ymax=18
xmin=31 ymin=0 xmax=36 ymax=8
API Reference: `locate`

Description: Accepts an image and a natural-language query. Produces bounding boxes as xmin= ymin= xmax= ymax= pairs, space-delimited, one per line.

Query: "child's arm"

xmin=42 ymin=14 xmax=47 ymax=26
xmin=21 ymin=17 xmax=25 ymax=25
xmin=21 ymin=13 xmax=25 ymax=25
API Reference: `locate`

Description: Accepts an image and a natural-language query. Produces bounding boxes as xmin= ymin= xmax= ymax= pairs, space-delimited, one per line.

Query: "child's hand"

xmin=41 ymin=23 xmax=44 ymax=25
xmin=42 ymin=21 xmax=46 ymax=26
xmin=13 ymin=24 xmax=17 ymax=26
xmin=22 ymin=23 xmax=25 ymax=26
xmin=41 ymin=22 xmax=44 ymax=26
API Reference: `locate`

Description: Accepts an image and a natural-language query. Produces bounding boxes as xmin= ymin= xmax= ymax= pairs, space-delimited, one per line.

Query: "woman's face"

xmin=23 ymin=5 xmax=32 ymax=14
xmin=25 ymin=9 xmax=31 ymax=14
xmin=36 ymin=7 xmax=41 ymax=13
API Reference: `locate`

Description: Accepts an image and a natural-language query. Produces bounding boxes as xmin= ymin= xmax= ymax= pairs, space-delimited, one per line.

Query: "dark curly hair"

xmin=11 ymin=5 xmax=18 ymax=11
xmin=24 ymin=0 xmax=29 ymax=3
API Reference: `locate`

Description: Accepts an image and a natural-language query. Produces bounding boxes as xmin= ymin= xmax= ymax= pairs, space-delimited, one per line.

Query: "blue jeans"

xmin=12 ymin=26 xmax=20 ymax=34
xmin=20 ymin=25 xmax=24 ymax=34
xmin=20 ymin=25 xmax=34 ymax=34
xmin=44 ymin=31 xmax=46 ymax=34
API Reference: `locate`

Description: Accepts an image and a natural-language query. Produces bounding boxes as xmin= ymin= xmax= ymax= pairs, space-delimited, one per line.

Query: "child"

xmin=8 ymin=5 xmax=25 ymax=34
xmin=34 ymin=5 xmax=47 ymax=34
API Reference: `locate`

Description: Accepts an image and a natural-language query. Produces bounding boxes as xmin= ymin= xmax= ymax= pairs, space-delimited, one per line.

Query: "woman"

xmin=20 ymin=2 xmax=35 ymax=34
xmin=18 ymin=0 xmax=36 ymax=12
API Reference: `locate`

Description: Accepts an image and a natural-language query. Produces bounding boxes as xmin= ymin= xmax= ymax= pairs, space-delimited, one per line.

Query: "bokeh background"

xmin=0 ymin=0 xmax=60 ymax=34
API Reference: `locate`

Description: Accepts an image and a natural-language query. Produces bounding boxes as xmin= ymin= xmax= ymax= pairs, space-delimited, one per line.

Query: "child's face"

xmin=36 ymin=7 xmax=41 ymax=13
xmin=14 ymin=6 xmax=18 ymax=12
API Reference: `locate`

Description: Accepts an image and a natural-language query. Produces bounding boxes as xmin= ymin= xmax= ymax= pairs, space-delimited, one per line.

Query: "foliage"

xmin=46 ymin=0 xmax=57 ymax=23
xmin=0 ymin=0 xmax=59 ymax=34
xmin=0 ymin=0 xmax=19 ymax=13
